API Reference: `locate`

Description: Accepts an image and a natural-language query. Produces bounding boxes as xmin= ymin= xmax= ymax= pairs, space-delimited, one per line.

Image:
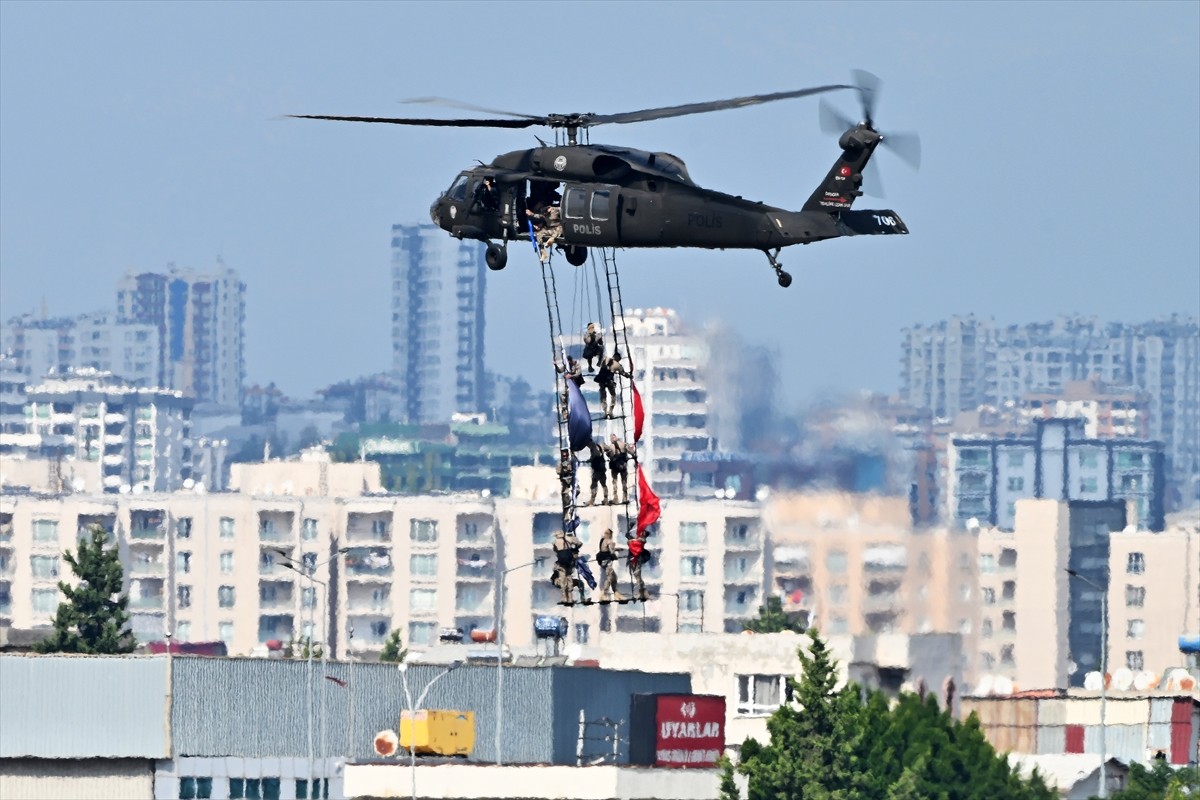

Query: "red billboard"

xmin=653 ymin=694 xmax=725 ymax=768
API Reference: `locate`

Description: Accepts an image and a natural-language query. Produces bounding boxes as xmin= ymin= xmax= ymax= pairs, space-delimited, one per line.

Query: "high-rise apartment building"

xmin=2 ymin=311 xmax=159 ymax=388
xmin=900 ymin=316 xmax=1199 ymax=505
xmin=13 ymin=370 xmax=194 ymax=494
xmin=975 ymin=498 xmax=1198 ymax=690
xmin=115 ymin=262 xmax=246 ymax=406
xmin=949 ymin=418 xmax=1165 ymax=531
xmin=390 ymin=224 xmax=486 ymax=424
xmin=618 ymin=308 xmax=717 ymax=496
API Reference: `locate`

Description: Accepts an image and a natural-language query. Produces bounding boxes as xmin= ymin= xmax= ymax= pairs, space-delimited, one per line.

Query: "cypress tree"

xmin=35 ymin=525 xmax=136 ymax=654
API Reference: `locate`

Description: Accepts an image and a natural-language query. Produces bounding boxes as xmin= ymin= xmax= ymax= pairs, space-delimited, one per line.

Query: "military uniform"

xmin=534 ymin=205 xmax=563 ymax=262
xmin=552 ymin=530 xmax=583 ymax=604
xmin=607 ymin=436 xmax=631 ymax=504
xmin=556 ymin=358 xmax=584 ymax=420
xmin=596 ymin=353 xmax=629 ymax=419
xmin=581 ymin=324 xmax=604 ymax=371
xmin=587 ymin=442 xmax=609 ymax=506
xmin=557 ymin=450 xmax=575 ymax=513
xmin=597 ymin=529 xmax=626 ymax=602
xmin=626 ymin=530 xmax=650 ymax=601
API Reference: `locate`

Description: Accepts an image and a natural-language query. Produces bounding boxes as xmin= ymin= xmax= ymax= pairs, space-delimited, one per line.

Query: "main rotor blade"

xmin=882 ymin=131 xmax=922 ymax=170
xmin=401 ymin=96 xmax=544 ymax=121
xmin=588 ymin=84 xmax=854 ymax=126
xmin=287 ymin=114 xmax=539 ymax=129
xmin=819 ymin=98 xmax=855 ymax=134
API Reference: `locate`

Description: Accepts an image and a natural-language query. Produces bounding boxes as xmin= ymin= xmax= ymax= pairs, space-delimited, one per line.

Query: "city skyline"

xmin=1 ymin=3 xmax=1196 ymax=407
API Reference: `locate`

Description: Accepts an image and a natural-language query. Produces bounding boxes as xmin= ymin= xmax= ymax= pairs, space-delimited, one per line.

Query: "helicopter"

xmin=291 ymin=71 xmax=920 ymax=288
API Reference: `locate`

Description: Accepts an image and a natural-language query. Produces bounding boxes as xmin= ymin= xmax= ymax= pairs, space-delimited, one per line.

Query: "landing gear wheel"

xmin=485 ymin=242 xmax=508 ymax=271
xmin=565 ymin=245 xmax=588 ymax=267
xmin=777 ymin=270 xmax=793 ymax=288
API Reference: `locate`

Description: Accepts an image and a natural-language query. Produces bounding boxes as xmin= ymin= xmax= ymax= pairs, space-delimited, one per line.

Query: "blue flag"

xmin=566 ymin=379 xmax=593 ymax=453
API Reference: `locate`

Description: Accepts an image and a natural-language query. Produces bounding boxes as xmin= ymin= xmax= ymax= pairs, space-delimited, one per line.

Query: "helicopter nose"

xmin=429 ymin=200 xmax=441 ymax=225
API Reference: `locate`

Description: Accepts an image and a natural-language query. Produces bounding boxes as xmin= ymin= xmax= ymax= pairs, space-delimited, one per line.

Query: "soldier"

xmin=526 ymin=202 xmax=563 ymax=263
xmin=552 ymin=529 xmax=583 ymax=604
xmin=607 ymin=434 xmax=632 ymax=504
xmin=581 ymin=323 xmax=604 ymax=372
xmin=470 ymin=175 xmax=499 ymax=214
xmin=556 ymin=447 xmax=575 ymax=513
xmin=554 ymin=357 xmax=584 ymax=421
xmin=626 ymin=528 xmax=650 ymax=601
xmin=595 ymin=349 xmax=630 ymax=419
xmin=596 ymin=528 xmax=627 ymax=602
xmin=586 ymin=441 xmax=609 ymax=506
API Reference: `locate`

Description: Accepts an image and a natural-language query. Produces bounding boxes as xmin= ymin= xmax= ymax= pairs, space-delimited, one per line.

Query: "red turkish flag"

xmin=636 ymin=465 xmax=660 ymax=536
xmin=632 ymin=381 xmax=645 ymax=443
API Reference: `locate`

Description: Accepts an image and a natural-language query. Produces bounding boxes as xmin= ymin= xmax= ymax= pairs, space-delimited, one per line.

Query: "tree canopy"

xmin=35 ymin=525 xmax=136 ymax=654
xmin=724 ymin=629 xmax=1056 ymax=800
xmin=743 ymin=595 xmax=807 ymax=634
xmin=379 ymin=629 xmax=407 ymax=663
xmin=1103 ymin=759 xmax=1199 ymax=799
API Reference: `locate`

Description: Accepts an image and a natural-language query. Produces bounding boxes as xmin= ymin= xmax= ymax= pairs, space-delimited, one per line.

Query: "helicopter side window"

xmin=563 ymin=187 xmax=588 ymax=220
xmin=590 ymin=190 xmax=610 ymax=221
xmin=448 ymin=175 xmax=469 ymax=202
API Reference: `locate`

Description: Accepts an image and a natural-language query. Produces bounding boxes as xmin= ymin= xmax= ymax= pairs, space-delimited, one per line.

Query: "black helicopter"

xmin=291 ymin=71 xmax=919 ymax=287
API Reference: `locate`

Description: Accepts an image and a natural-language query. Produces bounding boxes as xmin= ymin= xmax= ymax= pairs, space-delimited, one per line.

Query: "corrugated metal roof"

xmin=0 ymin=655 xmax=169 ymax=759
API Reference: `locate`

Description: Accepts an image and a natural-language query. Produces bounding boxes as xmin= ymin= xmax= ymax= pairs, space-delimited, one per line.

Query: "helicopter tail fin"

xmin=801 ymin=135 xmax=879 ymax=213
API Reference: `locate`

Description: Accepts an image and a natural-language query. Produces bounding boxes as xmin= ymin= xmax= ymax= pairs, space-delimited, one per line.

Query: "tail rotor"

xmin=819 ymin=70 xmax=921 ymax=196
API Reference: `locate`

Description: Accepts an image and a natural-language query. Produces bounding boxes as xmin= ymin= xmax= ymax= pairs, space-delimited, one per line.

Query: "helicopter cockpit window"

xmin=563 ymin=187 xmax=588 ymax=220
xmin=448 ymin=175 xmax=469 ymax=202
xmin=590 ymin=190 xmax=610 ymax=221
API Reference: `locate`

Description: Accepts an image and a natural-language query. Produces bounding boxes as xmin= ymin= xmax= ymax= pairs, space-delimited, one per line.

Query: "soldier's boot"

xmin=611 ymin=589 xmax=628 ymax=601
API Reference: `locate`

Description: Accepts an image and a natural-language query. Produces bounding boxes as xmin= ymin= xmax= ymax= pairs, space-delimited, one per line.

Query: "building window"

xmin=1079 ymin=477 xmax=1099 ymax=494
xmin=32 ymin=588 xmax=58 ymax=614
xmin=302 ymin=587 xmax=316 ymax=609
xmin=1002 ymin=581 xmax=1015 ymax=601
xmin=982 ymin=587 xmax=996 ymax=605
xmin=410 ymin=588 xmax=437 ymax=610
xmin=302 ymin=518 xmax=318 ymax=540
xmin=30 ymin=555 xmax=59 ymax=579
xmin=979 ymin=554 xmax=995 ymax=573
xmin=575 ymin=623 xmax=590 ymax=644
xmin=828 ymin=616 xmax=848 ymax=634
xmin=1006 ymin=452 xmax=1025 ymax=468
xmin=229 ymin=778 xmax=280 ymax=800
xmin=410 ymin=519 xmax=438 ymax=543
xmin=409 ymin=621 xmax=435 ymax=645
xmin=680 ymin=590 xmax=704 ymax=612
xmin=1126 ymin=553 xmax=1144 ymax=574
xmin=218 ymin=586 xmax=236 ymax=608
xmin=680 ymin=556 xmax=705 ymax=578
xmin=828 ymin=585 xmax=847 ymax=605
xmin=302 ymin=552 xmax=317 ymax=572
xmin=826 ymin=551 xmax=847 ymax=575
xmin=981 ymin=618 xmax=993 ymax=638
xmin=179 ymin=776 xmax=214 ymax=799
xmin=1078 ymin=451 xmax=1099 ymax=469
xmin=32 ymin=519 xmax=59 ymax=542
xmin=410 ymin=554 xmax=438 ymax=576
xmin=1126 ymin=619 xmax=1145 ymax=639
xmin=219 ymin=622 xmax=233 ymax=643
xmin=1125 ymin=650 xmax=1144 ymax=671
xmin=177 ymin=517 xmax=193 ymax=539
xmin=220 ymin=551 xmax=234 ymax=574
xmin=175 ymin=621 xmax=191 ymax=642
xmin=177 ymin=585 xmax=192 ymax=609
xmin=999 ymin=644 xmax=1014 ymax=665
xmin=1002 ymin=611 xmax=1016 ymax=631
xmin=219 ymin=517 xmax=235 ymax=538
xmin=1007 ymin=477 xmax=1025 ymax=492
xmin=1124 ymin=585 xmax=1145 ymax=607
xmin=296 ymin=778 xmax=329 ymax=800
xmin=679 ymin=522 xmax=707 ymax=547
xmin=736 ymin=674 xmax=788 ymax=716
xmin=176 ymin=551 xmax=191 ymax=574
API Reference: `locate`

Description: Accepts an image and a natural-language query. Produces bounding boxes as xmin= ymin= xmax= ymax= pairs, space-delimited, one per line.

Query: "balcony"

xmin=128 ymin=554 xmax=165 ymax=577
xmin=258 ymin=511 xmax=294 ymax=543
xmin=345 ymin=547 xmax=392 ymax=579
xmin=258 ymin=580 xmax=295 ymax=611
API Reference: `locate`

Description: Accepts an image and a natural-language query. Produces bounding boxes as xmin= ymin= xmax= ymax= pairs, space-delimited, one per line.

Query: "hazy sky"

xmin=2 ymin=1 xmax=1197 ymax=408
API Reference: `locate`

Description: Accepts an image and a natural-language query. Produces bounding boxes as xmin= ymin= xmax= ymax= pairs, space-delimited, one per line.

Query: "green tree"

xmin=743 ymin=595 xmax=805 ymax=634
xmin=717 ymin=755 xmax=741 ymax=800
xmin=379 ymin=629 xmax=407 ymax=663
xmin=35 ymin=525 xmax=136 ymax=654
xmin=1104 ymin=760 xmax=1200 ymax=799
xmin=734 ymin=630 xmax=1056 ymax=800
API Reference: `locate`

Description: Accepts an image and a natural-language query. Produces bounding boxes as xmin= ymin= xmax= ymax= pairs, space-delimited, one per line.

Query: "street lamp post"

xmin=398 ymin=661 xmax=461 ymax=800
xmin=495 ymin=559 xmax=538 ymax=766
xmin=1066 ymin=568 xmax=1108 ymax=799
xmin=278 ymin=547 xmax=347 ymax=794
